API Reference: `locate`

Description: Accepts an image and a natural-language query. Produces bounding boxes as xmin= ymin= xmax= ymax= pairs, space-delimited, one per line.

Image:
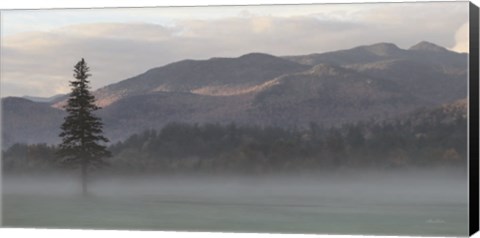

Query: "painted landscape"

xmin=1 ymin=2 xmax=470 ymax=236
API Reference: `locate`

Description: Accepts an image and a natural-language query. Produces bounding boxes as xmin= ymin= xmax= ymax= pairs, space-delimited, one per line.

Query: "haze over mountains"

xmin=2 ymin=41 xmax=468 ymax=147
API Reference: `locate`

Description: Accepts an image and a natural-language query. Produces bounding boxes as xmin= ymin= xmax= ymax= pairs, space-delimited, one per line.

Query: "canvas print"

xmin=0 ymin=2 xmax=474 ymax=236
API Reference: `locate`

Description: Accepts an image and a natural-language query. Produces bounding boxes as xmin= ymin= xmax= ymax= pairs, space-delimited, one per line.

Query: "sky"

xmin=0 ymin=1 xmax=470 ymax=97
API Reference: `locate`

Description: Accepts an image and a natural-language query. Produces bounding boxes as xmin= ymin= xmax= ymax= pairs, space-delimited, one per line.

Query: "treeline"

xmin=2 ymin=105 xmax=467 ymax=174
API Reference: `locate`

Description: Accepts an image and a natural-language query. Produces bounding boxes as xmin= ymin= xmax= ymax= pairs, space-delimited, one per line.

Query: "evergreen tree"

xmin=58 ymin=58 xmax=111 ymax=196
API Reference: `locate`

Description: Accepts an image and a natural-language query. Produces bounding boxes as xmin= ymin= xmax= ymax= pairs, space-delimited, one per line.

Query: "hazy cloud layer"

xmin=1 ymin=2 xmax=469 ymax=97
xmin=452 ymin=21 xmax=469 ymax=53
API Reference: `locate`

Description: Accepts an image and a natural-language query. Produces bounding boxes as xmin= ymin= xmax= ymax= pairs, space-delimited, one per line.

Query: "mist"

xmin=2 ymin=169 xmax=468 ymax=236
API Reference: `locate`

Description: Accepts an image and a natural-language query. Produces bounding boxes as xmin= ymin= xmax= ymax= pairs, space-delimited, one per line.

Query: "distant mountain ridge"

xmin=284 ymin=41 xmax=466 ymax=69
xmin=2 ymin=97 xmax=65 ymax=147
xmin=2 ymin=41 xmax=468 ymax=147
xmin=409 ymin=41 xmax=450 ymax=52
xmin=74 ymin=52 xmax=309 ymax=108
xmin=22 ymin=94 xmax=65 ymax=103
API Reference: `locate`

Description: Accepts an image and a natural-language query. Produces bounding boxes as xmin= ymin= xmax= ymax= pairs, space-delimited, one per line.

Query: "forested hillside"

xmin=3 ymin=99 xmax=466 ymax=174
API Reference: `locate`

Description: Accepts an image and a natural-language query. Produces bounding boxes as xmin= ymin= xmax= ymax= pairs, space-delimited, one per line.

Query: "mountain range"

xmin=2 ymin=41 xmax=468 ymax=147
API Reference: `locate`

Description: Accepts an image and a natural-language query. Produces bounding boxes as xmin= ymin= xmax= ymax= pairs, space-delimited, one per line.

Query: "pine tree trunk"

xmin=81 ymin=160 xmax=88 ymax=196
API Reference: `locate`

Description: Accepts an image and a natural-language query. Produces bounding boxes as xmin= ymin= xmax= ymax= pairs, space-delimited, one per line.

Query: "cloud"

xmin=0 ymin=2 xmax=469 ymax=97
xmin=451 ymin=22 xmax=469 ymax=53
xmin=251 ymin=17 xmax=273 ymax=33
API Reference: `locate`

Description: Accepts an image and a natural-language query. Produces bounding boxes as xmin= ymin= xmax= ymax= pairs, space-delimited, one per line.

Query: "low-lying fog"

xmin=1 ymin=168 xmax=469 ymax=236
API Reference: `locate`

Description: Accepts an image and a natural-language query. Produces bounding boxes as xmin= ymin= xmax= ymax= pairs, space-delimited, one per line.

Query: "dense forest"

xmin=2 ymin=102 xmax=467 ymax=175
